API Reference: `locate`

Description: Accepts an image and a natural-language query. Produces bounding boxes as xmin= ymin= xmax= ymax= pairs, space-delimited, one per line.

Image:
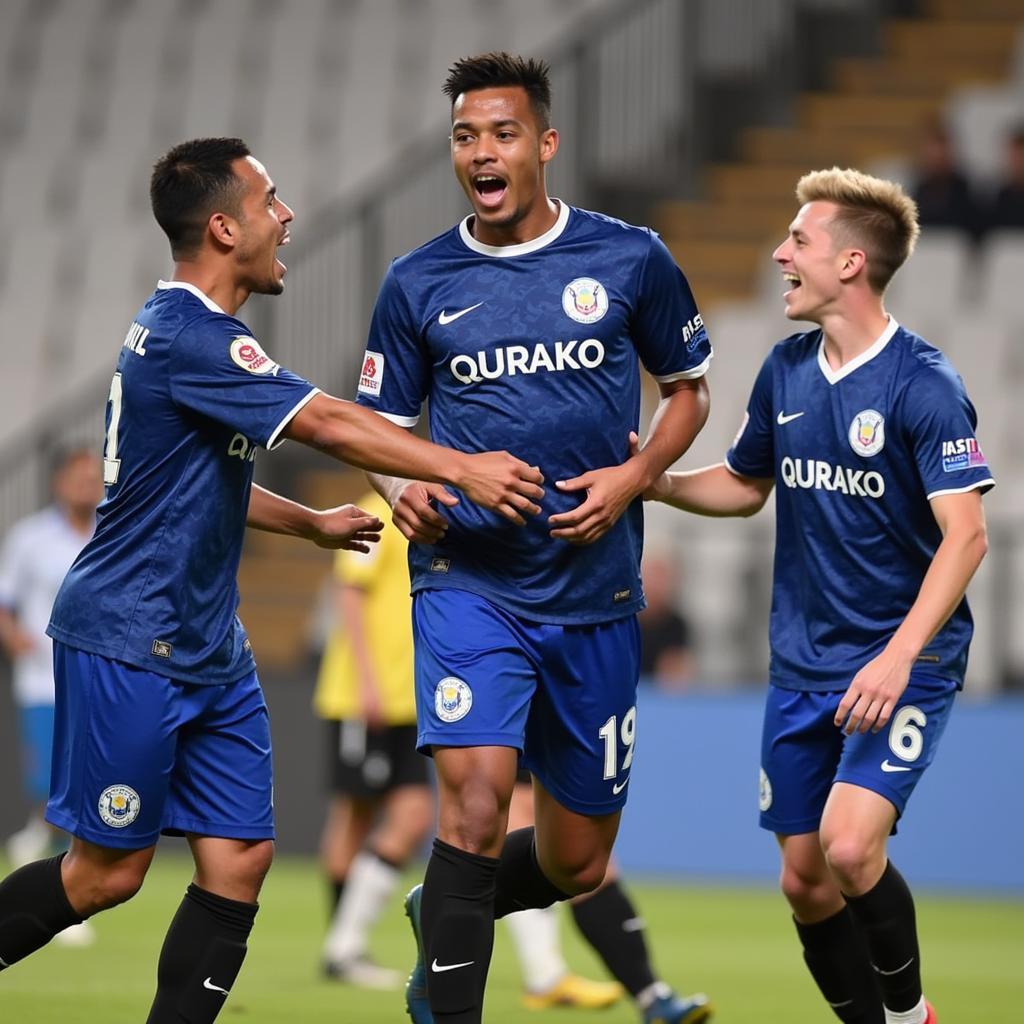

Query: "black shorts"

xmin=325 ymin=720 xmax=429 ymax=798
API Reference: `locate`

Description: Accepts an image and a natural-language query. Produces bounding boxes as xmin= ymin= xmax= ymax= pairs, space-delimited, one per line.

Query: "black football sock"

xmin=493 ymin=828 xmax=570 ymax=919
xmin=421 ymin=838 xmax=498 ymax=1023
xmin=145 ymin=884 xmax=258 ymax=1024
xmin=794 ymin=907 xmax=885 ymax=1023
xmin=329 ymin=878 xmax=345 ymax=917
xmin=844 ymin=861 xmax=923 ymax=1014
xmin=570 ymin=880 xmax=658 ymax=999
xmin=0 ymin=854 xmax=83 ymax=970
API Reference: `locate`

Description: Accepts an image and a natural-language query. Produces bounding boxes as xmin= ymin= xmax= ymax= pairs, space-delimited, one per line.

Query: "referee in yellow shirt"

xmin=316 ymin=491 xmax=433 ymax=989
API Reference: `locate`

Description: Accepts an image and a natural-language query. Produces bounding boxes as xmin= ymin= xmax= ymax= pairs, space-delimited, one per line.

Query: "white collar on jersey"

xmin=458 ymin=199 xmax=570 ymax=257
xmin=157 ymin=279 xmax=227 ymax=315
xmin=816 ymin=314 xmax=899 ymax=385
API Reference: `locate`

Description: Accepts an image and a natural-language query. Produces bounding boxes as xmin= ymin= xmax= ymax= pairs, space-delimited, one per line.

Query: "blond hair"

xmin=796 ymin=167 xmax=920 ymax=294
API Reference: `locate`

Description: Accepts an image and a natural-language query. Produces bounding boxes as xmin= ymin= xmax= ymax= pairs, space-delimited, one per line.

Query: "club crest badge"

xmin=562 ymin=278 xmax=608 ymax=324
xmin=435 ymin=677 xmax=473 ymax=723
xmin=98 ymin=785 xmax=141 ymax=829
xmin=848 ymin=409 xmax=885 ymax=457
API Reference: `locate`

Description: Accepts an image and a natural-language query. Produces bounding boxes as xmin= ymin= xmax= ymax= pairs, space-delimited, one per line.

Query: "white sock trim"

xmin=884 ymin=995 xmax=927 ymax=1024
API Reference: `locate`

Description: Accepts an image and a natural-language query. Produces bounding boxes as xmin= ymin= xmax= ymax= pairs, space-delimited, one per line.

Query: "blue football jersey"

xmin=48 ymin=281 xmax=318 ymax=684
xmin=726 ymin=318 xmax=994 ymax=692
xmin=355 ymin=203 xmax=711 ymax=623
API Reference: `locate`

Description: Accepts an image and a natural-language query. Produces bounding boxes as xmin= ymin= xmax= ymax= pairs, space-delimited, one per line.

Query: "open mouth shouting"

xmin=472 ymin=173 xmax=508 ymax=210
xmin=782 ymin=271 xmax=801 ymax=298
xmin=276 ymin=230 xmax=290 ymax=272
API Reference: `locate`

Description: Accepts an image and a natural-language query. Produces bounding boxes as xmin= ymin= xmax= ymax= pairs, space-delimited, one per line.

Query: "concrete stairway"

xmin=659 ymin=0 xmax=1023 ymax=311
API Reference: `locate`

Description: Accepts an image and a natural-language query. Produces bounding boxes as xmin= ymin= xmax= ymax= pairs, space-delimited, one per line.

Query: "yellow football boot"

xmin=522 ymin=972 xmax=624 ymax=1010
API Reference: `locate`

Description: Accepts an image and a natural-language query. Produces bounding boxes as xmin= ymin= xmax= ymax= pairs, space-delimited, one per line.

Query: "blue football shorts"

xmin=759 ymin=673 xmax=958 ymax=835
xmin=46 ymin=643 xmax=274 ymax=849
xmin=412 ymin=588 xmax=640 ymax=816
xmin=18 ymin=703 xmax=56 ymax=803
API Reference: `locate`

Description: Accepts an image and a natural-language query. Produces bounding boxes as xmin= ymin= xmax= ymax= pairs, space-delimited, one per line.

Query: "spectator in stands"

xmin=0 ymin=447 xmax=102 ymax=948
xmin=638 ymin=553 xmax=694 ymax=690
xmin=984 ymin=124 xmax=1024 ymax=232
xmin=911 ymin=117 xmax=982 ymax=239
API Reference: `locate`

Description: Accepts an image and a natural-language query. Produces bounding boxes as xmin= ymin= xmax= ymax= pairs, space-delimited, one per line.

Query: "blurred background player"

xmin=316 ymin=489 xmax=434 ymax=990
xmin=644 ymin=168 xmax=993 ymax=1024
xmin=0 ymin=447 xmax=103 ymax=948
xmin=637 ymin=553 xmax=695 ymax=692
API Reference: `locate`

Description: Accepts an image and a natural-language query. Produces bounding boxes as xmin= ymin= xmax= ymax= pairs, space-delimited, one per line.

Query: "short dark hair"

xmin=48 ymin=444 xmax=95 ymax=479
xmin=443 ymin=52 xmax=552 ymax=129
xmin=150 ymin=137 xmax=251 ymax=258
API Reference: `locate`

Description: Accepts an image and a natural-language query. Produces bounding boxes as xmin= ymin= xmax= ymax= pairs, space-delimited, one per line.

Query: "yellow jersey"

xmin=313 ymin=492 xmax=415 ymax=724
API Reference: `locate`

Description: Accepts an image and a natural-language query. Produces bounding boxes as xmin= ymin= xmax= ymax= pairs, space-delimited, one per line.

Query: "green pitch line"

xmin=0 ymin=851 xmax=1020 ymax=1023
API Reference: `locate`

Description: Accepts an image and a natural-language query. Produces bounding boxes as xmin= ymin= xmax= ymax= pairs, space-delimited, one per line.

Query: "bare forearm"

xmin=246 ymin=484 xmax=317 ymax=538
xmin=0 ymin=608 xmax=24 ymax=658
xmin=337 ymin=586 xmax=378 ymax=688
xmin=287 ymin=397 xmax=465 ymax=488
xmin=887 ymin=525 xmax=989 ymax=661
xmin=656 ymin=463 xmax=772 ymax=517
xmin=633 ymin=381 xmax=710 ymax=491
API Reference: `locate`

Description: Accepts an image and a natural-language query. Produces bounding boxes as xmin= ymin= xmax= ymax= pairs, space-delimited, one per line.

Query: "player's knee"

xmin=779 ymin=859 xmax=832 ymax=912
xmin=87 ymin=862 xmax=147 ymax=912
xmin=546 ymin=851 xmax=609 ymax=897
xmin=440 ymin=783 xmax=507 ymax=853
xmin=237 ymin=839 xmax=275 ymax=889
xmin=821 ymin=834 xmax=881 ymax=892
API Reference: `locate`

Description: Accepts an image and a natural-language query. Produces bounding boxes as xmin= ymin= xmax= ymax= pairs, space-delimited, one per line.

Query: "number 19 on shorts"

xmin=599 ymin=705 xmax=637 ymax=780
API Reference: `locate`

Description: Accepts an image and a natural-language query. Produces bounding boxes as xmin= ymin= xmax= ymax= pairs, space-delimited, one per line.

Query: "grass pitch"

xmin=0 ymin=850 xmax=1020 ymax=1023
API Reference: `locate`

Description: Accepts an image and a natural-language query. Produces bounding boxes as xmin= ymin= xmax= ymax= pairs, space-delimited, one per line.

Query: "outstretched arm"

xmin=246 ymin=484 xmax=383 ymax=552
xmin=647 ymin=460 xmax=774 ymax=518
xmin=548 ymin=377 xmax=710 ymax=545
xmin=835 ymin=489 xmax=989 ymax=735
xmin=283 ymin=394 xmax=543 ymax=524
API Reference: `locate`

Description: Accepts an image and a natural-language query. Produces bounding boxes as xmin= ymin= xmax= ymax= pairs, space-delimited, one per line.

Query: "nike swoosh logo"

xmin=431 ymin=958 xmax=475 ymax=973
xmin=612 ymin=776 xmax=630 ymax=795
xmin=777 ymin=411 xmax=805 ymax=425
xmin=438 ymin=302 xmax=483 ymax=325
xmin=203 ymin=978 xmax=230 ymax=995
xmin=621 ymin=917 xmax=646 ymax=932
xmin=828 ymin=999 xmax=854 ymax=1009
xmin=873 ymin=956 xmax=915 ymax=977
xmin=880 ymin=760 xmax=912 ymax=773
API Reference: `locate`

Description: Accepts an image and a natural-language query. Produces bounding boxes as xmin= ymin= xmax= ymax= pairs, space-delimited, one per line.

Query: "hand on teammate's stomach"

xmin=548 ymin=459 xmax=645 ymax=546
xmin=456 ymin=451 xmax=545 ymax=525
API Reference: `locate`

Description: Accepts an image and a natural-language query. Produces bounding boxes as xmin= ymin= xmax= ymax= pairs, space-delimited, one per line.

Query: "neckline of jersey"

xmin=157 ymin=279 xmax=228 ymax=315
xmin=816 ymin=315 xmax=899 ymax=385
xmin=457 ymin=199 xmax=570 ymax=258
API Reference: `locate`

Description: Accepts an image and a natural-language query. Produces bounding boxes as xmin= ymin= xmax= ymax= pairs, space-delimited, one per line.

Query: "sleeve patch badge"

xmin=941 ymin=437 xmax=987 ymax=472
xmin=230 ymin=336 xmax=278 ymax=375
xmin=358 ymin=350 xmax=385 ymax=396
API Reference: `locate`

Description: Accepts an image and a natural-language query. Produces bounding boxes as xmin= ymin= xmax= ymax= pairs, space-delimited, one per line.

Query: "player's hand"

xmin=627 ymin=431 xmax=671 ymax=502
xmin=834 ymin=648 xmax=914 ymax=735
xmin=3 ymin=628 xmax=36 ymax=659
xmin=309 ymin=504 xmax=383 ymax=552
xmin=391 ymin=481 xmax=460 ymax=544
xmin=359 ymin=680 xmax=387 ymax=730
xmin=456 ymin=452 xmax=545 ymax=525
xmin=548 ymin=458 xmax=645 ymax=545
